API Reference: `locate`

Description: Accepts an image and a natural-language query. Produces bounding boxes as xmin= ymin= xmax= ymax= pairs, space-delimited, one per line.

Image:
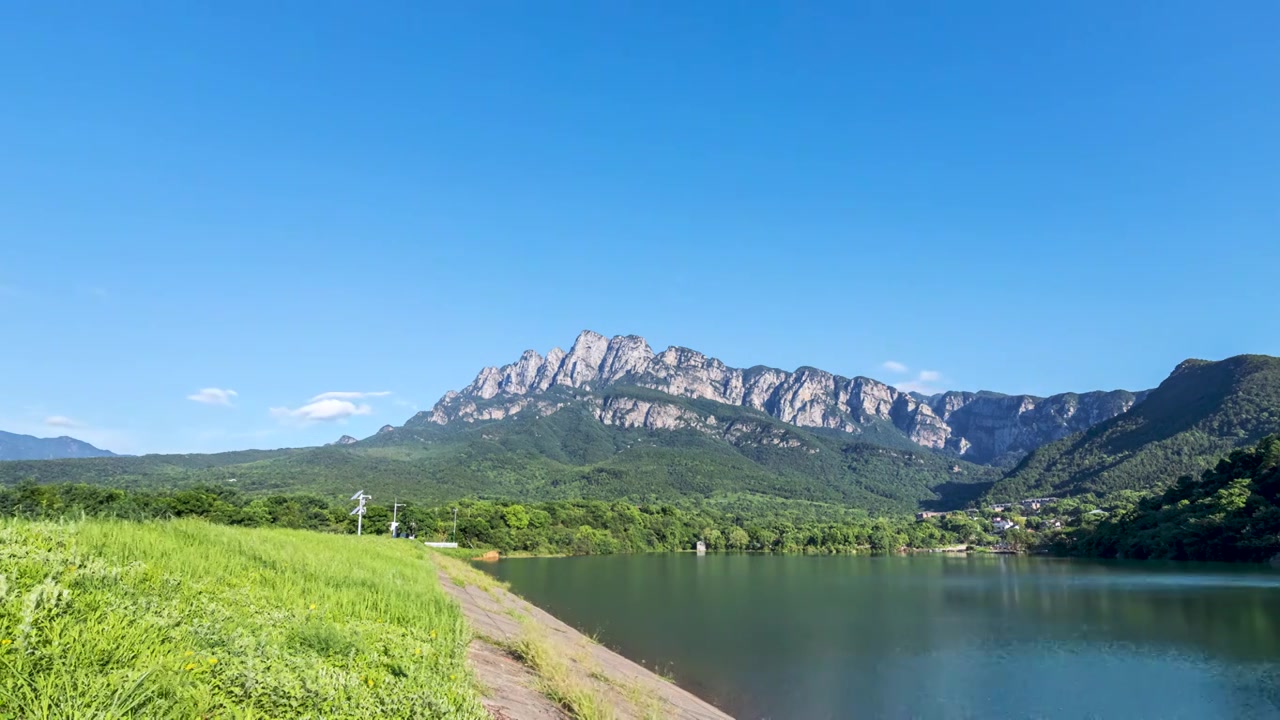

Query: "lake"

xmin=483 ymin=554 xmax=1280 ymax=719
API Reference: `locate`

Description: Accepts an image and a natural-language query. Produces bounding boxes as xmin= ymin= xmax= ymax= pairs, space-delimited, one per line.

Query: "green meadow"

xmin=0 ymin=519 xmax=487 ymax=719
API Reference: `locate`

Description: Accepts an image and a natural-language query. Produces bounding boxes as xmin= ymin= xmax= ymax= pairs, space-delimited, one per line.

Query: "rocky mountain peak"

xmin=546 ymin=330 xmax=610 ymax=388
xmin=599 ymin=334 xmax=655 ymax=382
xmin=377 ymin=425 xmax=395 ymax=434
xmin=658 ymin=346 xmax=708 ymax=367
xmin=419 ymin=330 xmax=1149 ymax=466
xmin=500 ymin=350 xmax=545 ymax=395
xmin=330 ymin=435 xmax=358 ymax=445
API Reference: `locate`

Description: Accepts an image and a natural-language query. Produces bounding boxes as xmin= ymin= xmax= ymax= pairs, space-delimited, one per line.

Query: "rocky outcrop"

xmin=593 ymin=396 xmax=709 ymax=431
xmin=929 ymin=390 xmax=1147 ymax=464
xmin=330 ymin=435 xmax=358 ymax=446
xmin=377 ymin=425 xmax=395 ymax=434
xmin=423 ymin=395 xmax=572 ymax=425
xmin=418 ymin=330 xmax=1147 ymax=466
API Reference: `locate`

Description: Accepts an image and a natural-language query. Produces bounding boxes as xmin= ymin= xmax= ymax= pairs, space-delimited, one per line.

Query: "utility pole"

xmin=391 ymin=500 xmax=405 ymax=537
xmin=452 ymin=507 xmax=459 ymax=543
xmin=350 ymin=490 xmax=371 ymax=535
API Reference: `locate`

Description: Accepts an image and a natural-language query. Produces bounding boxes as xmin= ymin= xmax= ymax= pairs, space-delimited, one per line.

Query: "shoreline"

xmin=429 ymin=550 xmax=732 ymax=720
xmin=447 ymin=545 xmax=1022 ymax=560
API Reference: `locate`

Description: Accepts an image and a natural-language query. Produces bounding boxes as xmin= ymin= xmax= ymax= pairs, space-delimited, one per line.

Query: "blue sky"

xmin=2 ymin=2 xmax=1277 ymax=454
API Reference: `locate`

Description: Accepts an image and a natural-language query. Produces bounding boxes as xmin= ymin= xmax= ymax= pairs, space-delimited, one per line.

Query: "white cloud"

xmin=44 ymin=415 xmax=83 ymax=428
xmin=881 ymin=361 xmax=908 ymax=374
xmin=308 ymin=391 xmax=392 ymax=402
xmin=271 ymin=399 xmax=373 ymax=424
xmin=894 ymin=369 xmax=946 ymax=395
xmin=188 ymin=388 xmax=238 ymax=406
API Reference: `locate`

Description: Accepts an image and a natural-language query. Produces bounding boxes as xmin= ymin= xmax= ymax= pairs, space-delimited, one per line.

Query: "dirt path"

xmin=435 ymin=563 xmax=733 ymax=720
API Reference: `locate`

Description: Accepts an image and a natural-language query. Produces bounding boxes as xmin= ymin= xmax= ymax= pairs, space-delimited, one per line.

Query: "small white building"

xmin=992 ymin=519 xmax=1018 ymax=534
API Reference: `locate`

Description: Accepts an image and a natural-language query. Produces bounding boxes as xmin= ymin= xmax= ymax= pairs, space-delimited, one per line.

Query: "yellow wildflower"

xmin=309 ymin=604 xmax=317 ymax=610
xmin=207 ymin=658 xmax=218 ymax=665
xmin=366 ymin=678 xmax=374 ymax=687
xmin=415 ymin=648 xmax=422 ymax=655
xmin=429 ymin=630 xmax=437 ymax=639
xmin=1 ymin=639 xmax=11 ymax=646
xmin=184 ymin=650 xmax=194 ymax=656
xmin=184 ymin=663 xmax=197 ymax=671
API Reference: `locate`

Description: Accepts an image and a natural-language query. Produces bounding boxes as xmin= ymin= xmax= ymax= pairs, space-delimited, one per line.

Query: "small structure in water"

xmin=696 ymin=540 xmax=706 ymax=555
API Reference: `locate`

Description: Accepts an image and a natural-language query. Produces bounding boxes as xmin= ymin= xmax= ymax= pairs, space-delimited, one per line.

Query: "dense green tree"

xmin=1054 ymin=436 xmax=1280 ymax=563
xmin=502 ymin=504 xmax=530 ymax=531
xmin=0 ymin=483 xmax=982 ymax=556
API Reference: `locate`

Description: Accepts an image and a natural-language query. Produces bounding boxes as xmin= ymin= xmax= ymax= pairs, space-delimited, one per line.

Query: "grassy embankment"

xmin=432 ymin=551 xmax=684 ymax=720
xmin=430 ymin=552 xmax=628 ymax=720
xmin=0 ymin=518 xmax=487 ymax=719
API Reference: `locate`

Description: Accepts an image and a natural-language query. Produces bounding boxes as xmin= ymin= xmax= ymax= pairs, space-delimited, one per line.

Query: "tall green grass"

xmin=0 ymin=518 xmax=487 ymax=719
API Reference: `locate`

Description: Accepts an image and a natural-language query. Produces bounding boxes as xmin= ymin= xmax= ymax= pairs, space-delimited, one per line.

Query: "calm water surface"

xmin=484 ymin=554 xmax=1280 ymax=719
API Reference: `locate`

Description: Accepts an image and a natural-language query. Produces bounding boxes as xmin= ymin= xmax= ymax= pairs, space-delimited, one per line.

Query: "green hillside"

xmin=988 ymin=355 xmax=1280 ymax=501
xmin=0 ymin=519 xmax=485 ymax=718
xmin=1069 ymin=435 xmax=1280 ymax=562
xmin=0 ymin=388 xmax=997 ymax=514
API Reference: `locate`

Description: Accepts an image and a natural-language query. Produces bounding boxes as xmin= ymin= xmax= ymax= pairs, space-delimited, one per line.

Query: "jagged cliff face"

xmin=413 ymin=330 xmax=1146 ymax=466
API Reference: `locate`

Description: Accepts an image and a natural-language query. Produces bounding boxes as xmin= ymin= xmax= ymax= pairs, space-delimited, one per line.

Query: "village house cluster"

xmin=915 ymin=497 xmax=1061 ymax=535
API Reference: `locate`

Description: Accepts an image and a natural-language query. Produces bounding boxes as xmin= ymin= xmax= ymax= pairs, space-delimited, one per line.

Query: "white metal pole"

xmin=351 ymin=491 xmax=370 ymax=537
xmin=391 ymin=501 xmax=404 ymax=536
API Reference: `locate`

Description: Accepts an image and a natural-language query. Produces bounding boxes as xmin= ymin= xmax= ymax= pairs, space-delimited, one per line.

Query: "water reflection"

xmin=486 ymin=555 xmax=1280 ymax=719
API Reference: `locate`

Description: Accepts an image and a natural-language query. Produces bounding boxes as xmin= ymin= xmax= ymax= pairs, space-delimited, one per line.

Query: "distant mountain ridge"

xmin=415 ymin=330 xmax=1146 ymax=466
xmin=0 ymin=430 xmax=117 ymax=461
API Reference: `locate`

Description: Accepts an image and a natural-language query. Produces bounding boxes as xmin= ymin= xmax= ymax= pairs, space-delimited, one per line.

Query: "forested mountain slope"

xmin=988 ymin=355 xmax=1280 ymax=501
xmin=1069 ymin=434 xmax=1280 ymax=562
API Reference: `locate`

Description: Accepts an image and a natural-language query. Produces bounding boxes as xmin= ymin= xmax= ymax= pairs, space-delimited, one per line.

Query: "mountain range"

xmin=3 ymin=331 xmax=1279 ymax=515
xmin=416 ymin=330 xmax=1146 ymax=467
xmin=0 ymin=430 xmax=117 ymax=461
